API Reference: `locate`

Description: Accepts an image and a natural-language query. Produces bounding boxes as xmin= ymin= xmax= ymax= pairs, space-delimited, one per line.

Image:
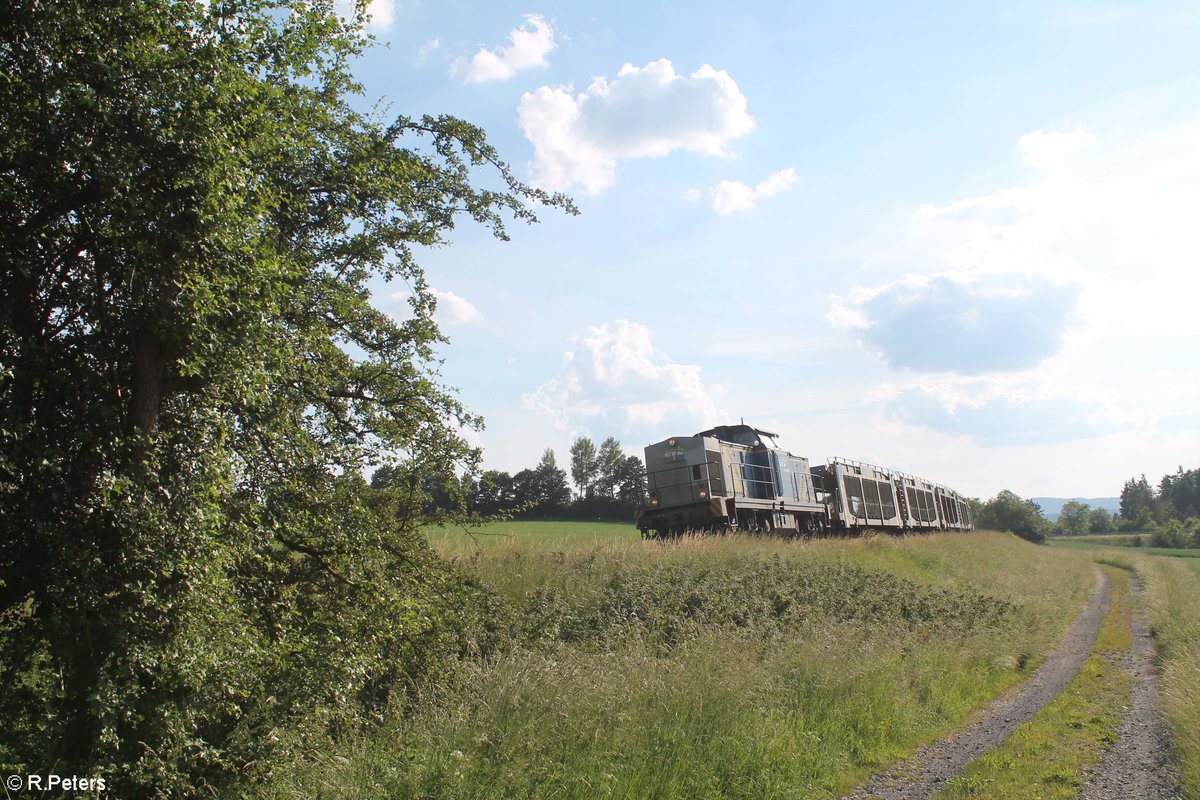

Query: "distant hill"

xmin=1031 ymin=497 xmax=1121 ymax=521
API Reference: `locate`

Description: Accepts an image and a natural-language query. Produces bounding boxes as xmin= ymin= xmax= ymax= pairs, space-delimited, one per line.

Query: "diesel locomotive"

xmin=636 ymin=423 xmax=973 ymax=538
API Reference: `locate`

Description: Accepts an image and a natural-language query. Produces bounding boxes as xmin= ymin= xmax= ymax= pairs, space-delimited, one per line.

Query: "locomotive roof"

xmin=693 ymin=424 xmax=780 ymax=446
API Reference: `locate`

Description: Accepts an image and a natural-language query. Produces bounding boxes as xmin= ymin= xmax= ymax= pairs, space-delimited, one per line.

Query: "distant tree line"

xmin=1115 ymin=465 xmax=1200 ymax=548
xmin=1035 ymin=464 xmax=1200 ymax=548
xmin=372 ymin=436 xmax=648 ymax=522
xmin=1053 ymin=500 xmax=1118 ymax=536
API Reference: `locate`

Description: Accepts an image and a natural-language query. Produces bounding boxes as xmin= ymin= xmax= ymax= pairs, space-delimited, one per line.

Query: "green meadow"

xmin=257 ymin=525 xmax=1200 ymax=799
xmin=1048 ymin=535 xmax=1200 ymax=560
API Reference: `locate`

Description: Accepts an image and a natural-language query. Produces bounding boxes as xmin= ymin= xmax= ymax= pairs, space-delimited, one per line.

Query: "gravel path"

xmin=1077 ymin=580 xmax=1182 ymax=800
xmin=839 ymin=570 xmax=1111 ymax=800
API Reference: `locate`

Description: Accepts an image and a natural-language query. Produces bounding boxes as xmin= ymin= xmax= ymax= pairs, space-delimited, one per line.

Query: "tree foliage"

xmin=0 ymin=0 xmax=571 ymax=792
xmin=594 ymin=436 xmax=626 ymax=498
xmin=1087 ymin=507 xmax=1115 ymax=534
xmin=1056 ymin=500 xmax=1091 ymax=536
xmin=569 ymin=436 xmax=599 ymax=499
xmin=1120 ymin=474 xmax=1159 ymax=525
xmin=1117 ymin=465 xmax=1200 ymax=531
xmin=564 ymin=436 xmax=647 ymax=516
xmin=458 ymin=439 xmax=646 ymax=520
xmin=1159 ymin=466 xmax=1200 ymax=521
xmin=977 ymin=490 xmax=1048 ymax=543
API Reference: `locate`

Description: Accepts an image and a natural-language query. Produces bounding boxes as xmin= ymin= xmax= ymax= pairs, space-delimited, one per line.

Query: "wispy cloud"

xmin=1018 ymin=125 xmax=1095 ymax=170
xmin=518 ymin=59 xmax=755 ymax=193
xmin=687 ymin=167 xmax=798 ymax=214
xmin=451 ymin=14 xmax=555 ymax=83
xmin=415 ymin=36 xmax=440 ymax=65
xmin=877 ymin=379 xmax=1131 ymax=447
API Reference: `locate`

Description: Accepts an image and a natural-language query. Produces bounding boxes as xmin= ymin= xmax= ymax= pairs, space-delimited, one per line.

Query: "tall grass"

xmin=1140 ymin=556 xmax=1200 ymax=797
xmin=256 ymin=531 xmax=1097 ymax=800
xmin=426 ymin=520 xmax=640 ymax=556
xmin=1054 ymin=547 xmax=1200 ymax=799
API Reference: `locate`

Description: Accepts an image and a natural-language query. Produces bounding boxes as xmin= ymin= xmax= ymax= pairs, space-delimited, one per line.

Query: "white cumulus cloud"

xmin=451 ymin=14 xmax=555 ymax=84
xmin=690 ymin=167 xmax=798 ymax=214
xmin=523 ymin=320 xmax=721 ymax=431
xmin=429 ymin=288 xmax=480 ymax=326
xmin=518 ymin=59 xmax=756 ymax=194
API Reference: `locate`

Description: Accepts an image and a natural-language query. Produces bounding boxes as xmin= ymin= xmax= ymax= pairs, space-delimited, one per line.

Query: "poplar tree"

xmin=569 ymin=436 xmax=598 ymax=498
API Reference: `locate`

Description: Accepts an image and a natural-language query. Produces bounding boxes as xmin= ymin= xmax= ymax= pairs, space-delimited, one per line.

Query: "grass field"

xmin=425 ymin=519 xmax=640 ymax=554
xmin=246 ymin=523 xmax=1200 ymax=799
xmin=258 ymin=524 xmax=1109 ymax=799
xmin=1048 ymin=536 xmax=1200 ymax=559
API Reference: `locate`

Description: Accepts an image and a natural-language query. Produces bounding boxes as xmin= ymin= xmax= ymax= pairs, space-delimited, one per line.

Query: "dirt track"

xmin=1077 ymin=580 xmax=1182 ymax=800
xmin=840 ymin=571 xmax=1112 ymax=800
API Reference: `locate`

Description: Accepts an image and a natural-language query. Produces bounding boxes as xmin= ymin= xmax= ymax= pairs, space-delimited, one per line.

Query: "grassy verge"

xmin=935 ymin=564 xmax=1132 ymax=799
xmin=1139 ymin=555 xmax=1200 ymax=798
xmin=1048 ymin=537 xmax=1200 ymax=559
xmin=255 ymin=531 xmax=1096 ymax=800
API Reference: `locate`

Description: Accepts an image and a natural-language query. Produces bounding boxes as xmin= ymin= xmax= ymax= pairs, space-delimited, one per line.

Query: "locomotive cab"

xmin=640 ymin=433 xmax=732 ymax=535
xmin=637 ymin=424 xmax=828 ymax=538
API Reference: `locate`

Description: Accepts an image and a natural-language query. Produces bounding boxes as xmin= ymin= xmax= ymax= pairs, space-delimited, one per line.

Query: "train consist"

xmin=636 ymin=423 xmax=973 ymax=538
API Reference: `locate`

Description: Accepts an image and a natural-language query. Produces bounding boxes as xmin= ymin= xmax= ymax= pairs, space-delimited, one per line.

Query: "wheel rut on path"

xmin=1078 ymin=579 xmax=1182 ymax=800
xmin=840 ymin=571 xmax=1111 ymax=800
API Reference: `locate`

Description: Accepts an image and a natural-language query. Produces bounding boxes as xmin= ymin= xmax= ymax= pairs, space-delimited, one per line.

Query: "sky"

xmin=344 ymin=0 xmax=1199 ymax=499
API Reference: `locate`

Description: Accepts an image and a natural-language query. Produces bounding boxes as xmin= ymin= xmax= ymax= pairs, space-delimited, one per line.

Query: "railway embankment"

xmin=246 ymin=527 xmax=1200 ymax=799
xmin=258 ymin=529 xmax=1115 ymax=799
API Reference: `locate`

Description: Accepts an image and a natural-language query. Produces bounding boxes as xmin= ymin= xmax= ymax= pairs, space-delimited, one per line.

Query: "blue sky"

xmin=346 ymin=1 xmax=1199 ymax=499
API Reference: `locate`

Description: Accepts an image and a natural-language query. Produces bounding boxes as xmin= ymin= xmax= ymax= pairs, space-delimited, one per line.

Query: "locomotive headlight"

xmin=698 ymin=490 xmax=708 ymax=498
xmin=650 ymin=497 xmax=659 ymax=505
xmin=667 ymin=438 xmax=677 ymax=446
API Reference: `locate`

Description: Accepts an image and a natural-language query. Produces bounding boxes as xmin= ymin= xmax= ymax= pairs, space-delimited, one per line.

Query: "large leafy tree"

xmin=978 ymin=490 xmax=1048 ymax=543
xmin=0 ymin=0 xmax=571 ymax=792
xmin=1056 ymin=500 xmax=1091 ymax=536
